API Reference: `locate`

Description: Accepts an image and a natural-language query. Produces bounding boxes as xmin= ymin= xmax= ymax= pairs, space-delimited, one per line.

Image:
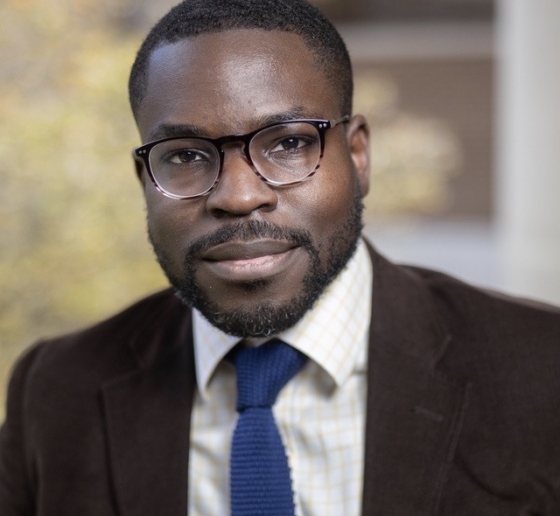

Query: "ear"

xmin=346 ymin=114 xmax=370 ymax=197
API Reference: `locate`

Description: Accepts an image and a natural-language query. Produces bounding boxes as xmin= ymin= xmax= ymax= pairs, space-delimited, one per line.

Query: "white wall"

xmin=496 ymin=0 xmax=560 ymax=305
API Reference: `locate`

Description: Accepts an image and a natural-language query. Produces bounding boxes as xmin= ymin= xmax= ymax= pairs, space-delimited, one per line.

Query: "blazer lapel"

xmin=362 ymin=247 xmax=470 ymax=516
xmin=101 ymin=296 xmax=196 ymax=516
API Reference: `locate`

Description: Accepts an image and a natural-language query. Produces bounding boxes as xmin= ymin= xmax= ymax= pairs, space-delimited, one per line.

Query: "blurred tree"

xmin=0 ymin=0 xmax=167 ymax=410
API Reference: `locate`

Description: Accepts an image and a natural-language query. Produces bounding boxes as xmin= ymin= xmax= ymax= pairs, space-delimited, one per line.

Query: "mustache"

xmin=186 ymin=220 xmax=313 ymax=258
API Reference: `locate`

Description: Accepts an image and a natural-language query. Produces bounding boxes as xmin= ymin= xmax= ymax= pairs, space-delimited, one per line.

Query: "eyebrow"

xmin=254 ymin=107 xmax=318 ymax=127
xmin=147 ymin=106 xmax=323 ymax=142
xmin=148 ymin=123 xmax=205 ymax=141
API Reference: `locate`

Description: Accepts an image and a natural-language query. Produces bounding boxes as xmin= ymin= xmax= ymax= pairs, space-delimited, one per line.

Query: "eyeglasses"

xmin=133 ymin=116 xmax=350 ymax=200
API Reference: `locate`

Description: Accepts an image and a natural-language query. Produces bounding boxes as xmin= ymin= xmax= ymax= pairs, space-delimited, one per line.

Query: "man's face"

xmin=135 ymin=29 xmax=370 ymax=337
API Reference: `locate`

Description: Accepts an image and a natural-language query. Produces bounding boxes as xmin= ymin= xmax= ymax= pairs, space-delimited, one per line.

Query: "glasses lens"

xmin=249 ymin=122 xmax=322 ymax=184
xmin=149 ymin=139 xmax=220 ymax=198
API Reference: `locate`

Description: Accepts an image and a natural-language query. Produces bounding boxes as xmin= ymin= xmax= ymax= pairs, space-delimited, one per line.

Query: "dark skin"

xmin=135 ymin=29 xmax=370 ymax=327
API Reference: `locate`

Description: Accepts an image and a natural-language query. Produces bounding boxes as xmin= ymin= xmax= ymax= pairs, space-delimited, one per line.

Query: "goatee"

xmin=149 ymin=183 xmax=364 ymax=337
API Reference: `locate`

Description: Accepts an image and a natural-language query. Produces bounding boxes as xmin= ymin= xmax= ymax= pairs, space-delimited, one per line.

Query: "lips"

xmin=202 ymin=240 xmax=296 ymax=261
xmin=200 ymin=239 xmax=302 ymax=282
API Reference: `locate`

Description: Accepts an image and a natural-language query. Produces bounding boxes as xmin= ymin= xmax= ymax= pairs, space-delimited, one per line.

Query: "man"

xmin=1 ymin=0 xmax=560 ymax=514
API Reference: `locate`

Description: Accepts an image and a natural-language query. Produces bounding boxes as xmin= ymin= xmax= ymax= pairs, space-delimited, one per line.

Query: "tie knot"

xmin=232 ymin=339 xmax=308 ymax=411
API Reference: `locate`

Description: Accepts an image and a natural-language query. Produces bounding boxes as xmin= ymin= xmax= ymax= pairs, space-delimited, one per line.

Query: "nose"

xmin=205 ymin=146 xmax=278 ymax=218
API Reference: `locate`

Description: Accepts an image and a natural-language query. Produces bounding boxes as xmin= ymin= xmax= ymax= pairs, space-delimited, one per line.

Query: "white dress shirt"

xmin=188 ymin=238 xmax=373 ymax=516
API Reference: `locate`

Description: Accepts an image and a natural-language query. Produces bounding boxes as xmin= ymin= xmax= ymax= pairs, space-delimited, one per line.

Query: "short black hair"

xmin=128 ymin=0 xmax=353 ymax=120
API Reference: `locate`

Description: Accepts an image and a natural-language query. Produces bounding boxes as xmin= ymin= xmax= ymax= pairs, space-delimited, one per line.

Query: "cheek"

xmin=144 ymin=186 xmax=205 ymax=264
xmin=302 ymin=165 xmax=358 ymax=236
xmin=145 ymin=187 xmax=175 ymax=240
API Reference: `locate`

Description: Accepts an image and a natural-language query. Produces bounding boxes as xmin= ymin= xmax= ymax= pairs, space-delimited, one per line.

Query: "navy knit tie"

xmin=230 ymin=339 xmax=308 ymax=516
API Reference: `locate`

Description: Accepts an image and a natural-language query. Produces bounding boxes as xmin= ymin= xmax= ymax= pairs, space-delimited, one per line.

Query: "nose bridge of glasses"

xmin=216 ymin=132 xmax=256 ymax=169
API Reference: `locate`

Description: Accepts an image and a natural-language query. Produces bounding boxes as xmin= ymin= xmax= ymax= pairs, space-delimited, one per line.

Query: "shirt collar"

xmin=193 ymin=238 xmax=372 ymax=397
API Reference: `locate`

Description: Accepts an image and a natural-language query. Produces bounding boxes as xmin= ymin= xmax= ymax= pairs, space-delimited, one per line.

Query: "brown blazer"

xmin=2 ymin=245 xmax=560 ymax=516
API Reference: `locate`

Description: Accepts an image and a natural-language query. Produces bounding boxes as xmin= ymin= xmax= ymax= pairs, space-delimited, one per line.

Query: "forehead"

xmin=136 ymin=29 xmax=340 ymax=140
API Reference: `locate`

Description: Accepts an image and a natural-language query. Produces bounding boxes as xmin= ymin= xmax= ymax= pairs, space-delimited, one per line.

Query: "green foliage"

xmin=0 ymin=0 xmax=167 ymax=410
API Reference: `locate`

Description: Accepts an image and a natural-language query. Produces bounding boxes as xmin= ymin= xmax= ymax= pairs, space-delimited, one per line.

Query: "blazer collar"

xmin=101 ymin=292 xmax=196 ymax=516
xmin=125 ymin=289 xmax=193 ymax=370
xmin=366 ymin=243 xmax=450 ymax=365
xmin=362 ymin=243 xmax=469 ymax=515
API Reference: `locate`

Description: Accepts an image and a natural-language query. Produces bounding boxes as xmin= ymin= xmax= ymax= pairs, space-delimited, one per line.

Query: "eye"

xmin=270 ymin=136 xmax=312 ymax=153
xmin=167 ymin=149 xmax=208 ymax=165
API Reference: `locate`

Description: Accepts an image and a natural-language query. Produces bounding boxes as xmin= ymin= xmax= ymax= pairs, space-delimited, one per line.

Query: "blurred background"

xmin=1 ymin=0 xmax=559 ymax=407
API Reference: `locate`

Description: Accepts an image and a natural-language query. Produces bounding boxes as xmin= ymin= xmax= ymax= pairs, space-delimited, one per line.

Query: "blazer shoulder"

xmin=406 ymin=264 xmax=560 ymax=333
xmin=407 ymin=263 xmax=560 ymax=404
xmin=10 ymin=288 xmax=190 ymax=394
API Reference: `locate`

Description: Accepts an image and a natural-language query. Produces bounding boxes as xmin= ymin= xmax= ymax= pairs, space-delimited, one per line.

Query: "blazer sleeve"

xmin=0 ymin=343 xmax=43 ymax=516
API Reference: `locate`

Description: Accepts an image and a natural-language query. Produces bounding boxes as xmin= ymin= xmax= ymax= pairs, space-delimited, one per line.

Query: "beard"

xmin=149 ymin=182 xmax=364 ymax=338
